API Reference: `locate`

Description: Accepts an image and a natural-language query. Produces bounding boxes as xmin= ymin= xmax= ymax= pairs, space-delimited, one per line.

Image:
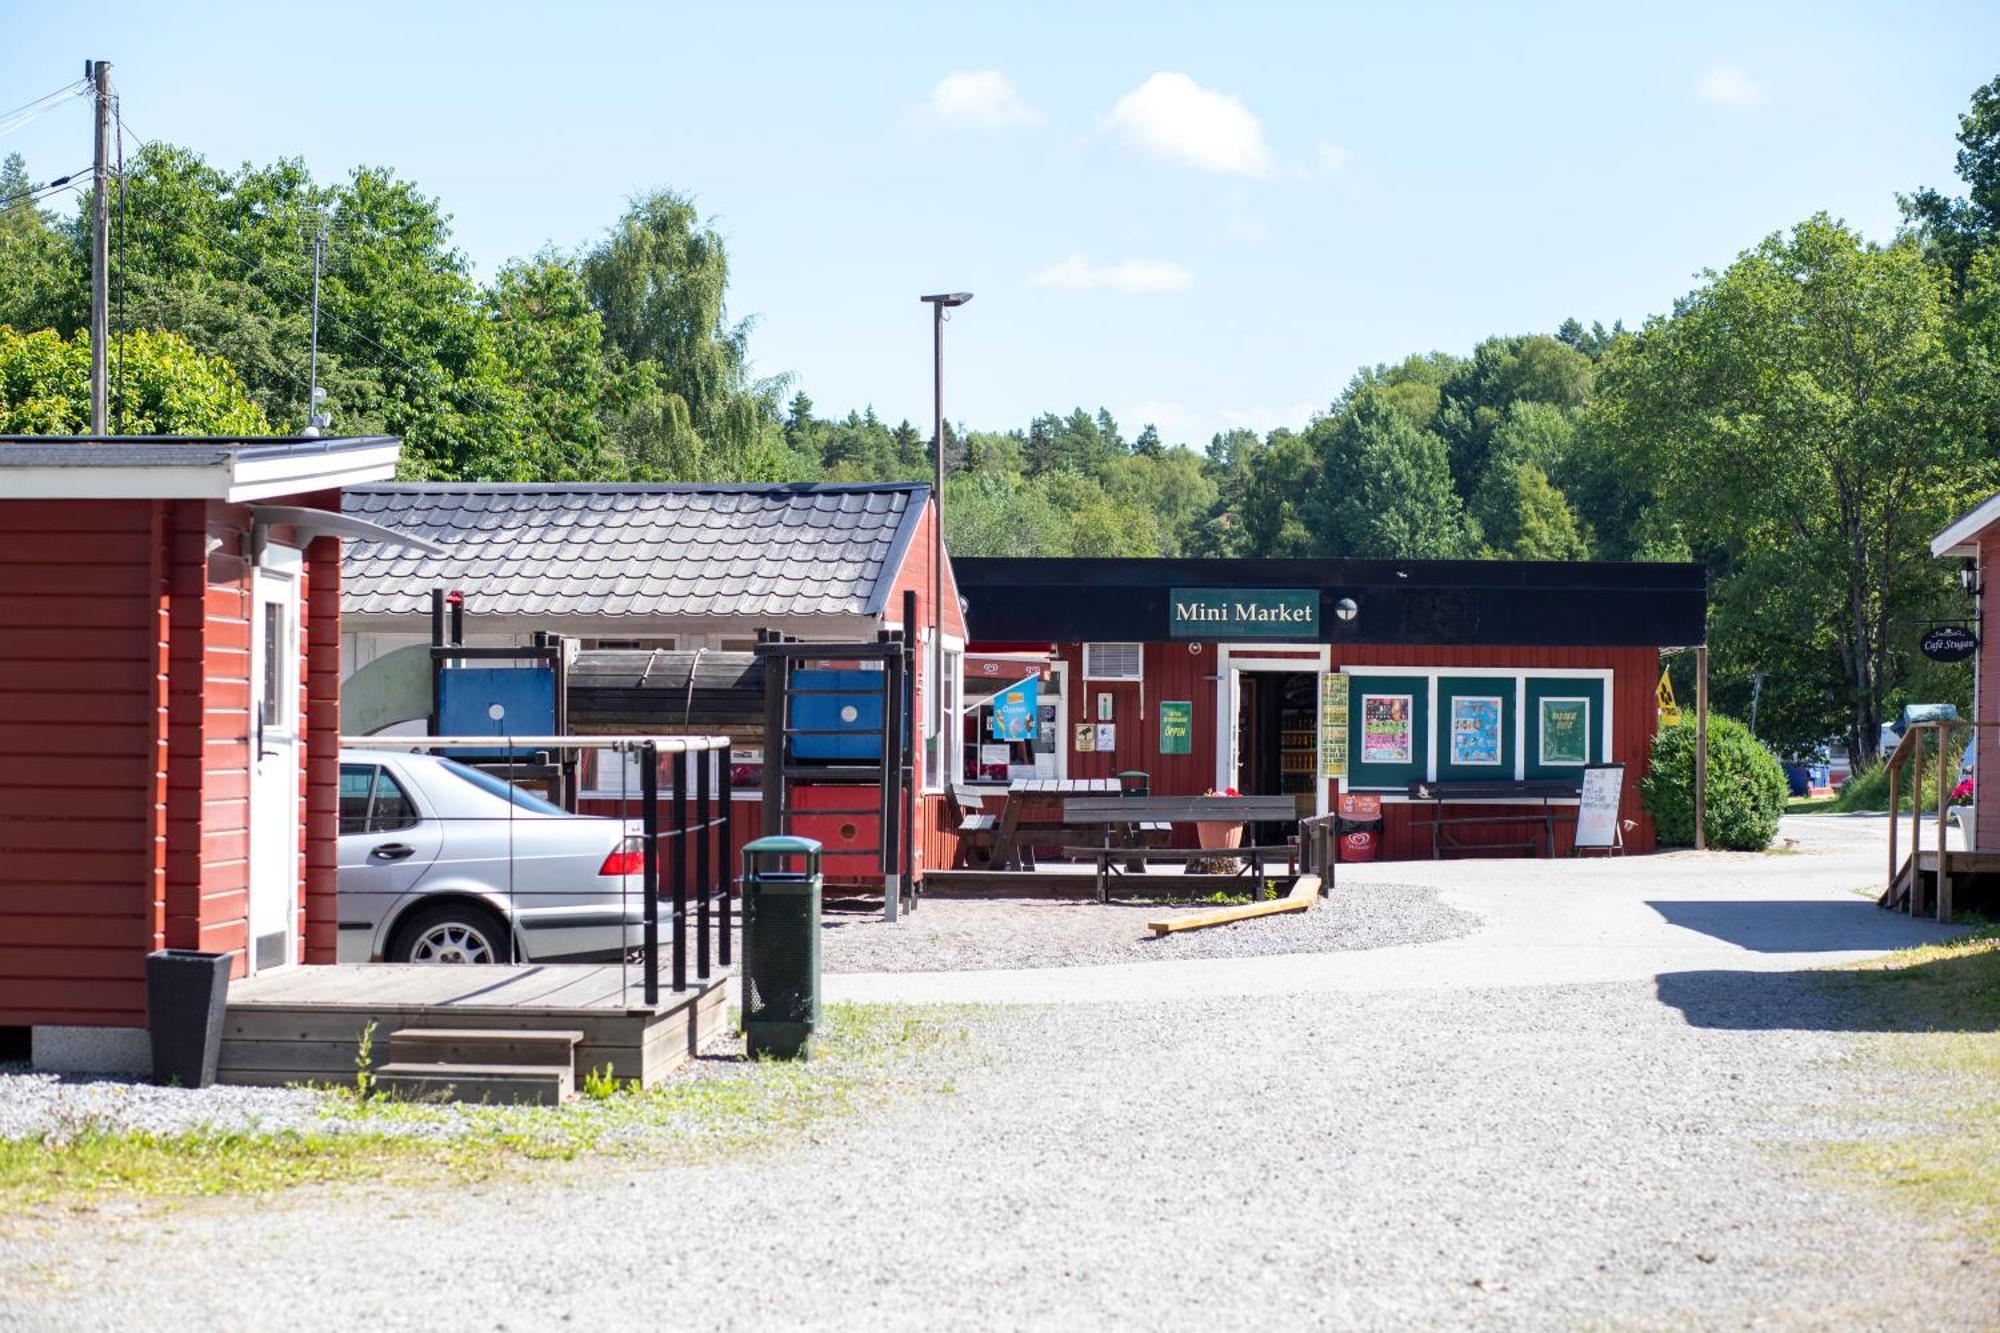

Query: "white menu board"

xmin=1575 ymin=763 xmax=1625 ymax=849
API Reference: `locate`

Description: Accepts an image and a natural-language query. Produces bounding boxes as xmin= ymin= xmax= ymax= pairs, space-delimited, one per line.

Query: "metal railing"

xmin=1296 ymin=814 xmax=1340 ymax=893
xmin=338 ymin=733 xmax=734 ymax=1005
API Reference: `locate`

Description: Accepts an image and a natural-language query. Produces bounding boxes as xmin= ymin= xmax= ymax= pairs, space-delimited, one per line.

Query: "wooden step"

xmin=374 ymin=1062 xmax=574 ymax=1106
xmin=389 ymin=1027 xmax=583 ymax=1069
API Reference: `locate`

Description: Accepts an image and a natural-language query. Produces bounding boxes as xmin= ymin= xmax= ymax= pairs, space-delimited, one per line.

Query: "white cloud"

xmin=1032 ymin=255 xmax=1194 ymax=294
xmin=1315 ymin=140 xmax=1351 ymax=172
xmin=1105 ymin=72 xmax=1272 ymax=176
xmin=921 ymin=70 xmax=1041 ymax=129
xmin=1694 ymin=64 xmax=1764 ymax=107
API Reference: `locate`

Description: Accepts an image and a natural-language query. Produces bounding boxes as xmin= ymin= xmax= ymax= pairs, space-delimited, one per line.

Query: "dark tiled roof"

xmin=341 ymin=483 xmax=927 ymax=619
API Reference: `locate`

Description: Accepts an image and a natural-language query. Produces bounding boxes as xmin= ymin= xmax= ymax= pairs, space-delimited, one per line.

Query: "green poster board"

xmin=1539 ymin=698 xmax=1589 ymax=765
xmin=1158 ymin=700 xmax=1193 ymax=755
xmin=1522 ymin=675 xmax=1604 ymax=778
xmin=1435 ymin=676 xmax=1515 ymax=781
xmin=1345 ymin=674 xmax=1429 ymax=790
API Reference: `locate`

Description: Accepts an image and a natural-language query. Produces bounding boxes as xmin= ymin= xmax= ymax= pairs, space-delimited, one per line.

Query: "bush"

xmin=1831 ymin=739 xmax=1965 ymax=814
xmin=1641 ymin=714 xmax=1788 ymax=850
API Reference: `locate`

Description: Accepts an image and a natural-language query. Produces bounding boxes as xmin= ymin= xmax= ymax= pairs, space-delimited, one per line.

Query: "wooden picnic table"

xmin=987 ymin=777 xmax=1120 ymax=870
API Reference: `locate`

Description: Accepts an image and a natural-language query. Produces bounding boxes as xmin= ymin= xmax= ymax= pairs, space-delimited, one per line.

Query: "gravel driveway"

xmin=822 ymin=883 xmax=1478 ymax=973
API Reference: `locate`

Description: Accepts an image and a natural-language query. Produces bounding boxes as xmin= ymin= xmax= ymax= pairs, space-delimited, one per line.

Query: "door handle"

xmin=371 ymin=843 xmax=416 ymax=862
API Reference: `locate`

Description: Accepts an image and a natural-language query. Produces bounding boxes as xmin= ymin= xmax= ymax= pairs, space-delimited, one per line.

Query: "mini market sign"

xmin=1169 ymin=588 xmax=1319 ymax=639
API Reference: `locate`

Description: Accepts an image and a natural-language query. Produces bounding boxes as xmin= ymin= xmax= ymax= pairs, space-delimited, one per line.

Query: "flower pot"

xmin=1195 ymin=820 xmax=1243 ymax=850
xmin=145 ymin=949 xmax=233 ymax=1088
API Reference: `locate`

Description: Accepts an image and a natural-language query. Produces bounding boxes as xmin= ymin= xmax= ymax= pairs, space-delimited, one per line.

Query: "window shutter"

xmin=1083 ymin=642 xmax=1143 ymax=681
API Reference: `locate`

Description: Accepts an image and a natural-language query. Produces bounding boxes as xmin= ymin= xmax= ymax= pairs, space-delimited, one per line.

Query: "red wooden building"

xmin=0 ymin=434 xmax=427 ymax=1073
xmin=954 ymin=558 xmax=1708 ymax=859
xmin=337 ymin=482 xmax=966 ymax=886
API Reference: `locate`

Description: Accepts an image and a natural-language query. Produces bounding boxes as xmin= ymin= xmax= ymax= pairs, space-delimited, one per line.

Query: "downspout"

xmin=147 ymin=499 xmax=170 ymax=953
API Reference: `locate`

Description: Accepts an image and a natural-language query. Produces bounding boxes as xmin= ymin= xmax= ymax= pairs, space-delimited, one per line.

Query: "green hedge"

xmin=1641 ymin=714 xmax=1788 ymax=850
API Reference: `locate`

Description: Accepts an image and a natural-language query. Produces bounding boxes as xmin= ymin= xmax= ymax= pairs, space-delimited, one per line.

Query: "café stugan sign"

xmin=1169 ymin=588 xmax=1320 ymax=639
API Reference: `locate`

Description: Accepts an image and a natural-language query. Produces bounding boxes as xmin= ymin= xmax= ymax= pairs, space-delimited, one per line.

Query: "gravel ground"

xmin=0 ymin=1068 xmax=343 ymax=1143
xmin=2 ymin=973 xmax=1990 ymax=1330
xmin=820 ymin=883 xmax=1479 ymax=973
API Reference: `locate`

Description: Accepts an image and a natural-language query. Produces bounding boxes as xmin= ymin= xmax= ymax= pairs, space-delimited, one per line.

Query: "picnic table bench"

xmin=1406 ymin=779 xmax=1578 ymax=859
xmin=1061 ymin=794 xmax=1302 ymax=897
xmin=1059 ymin=843 xmax=1299 ymax=902
xmin=982 ymin=778 xmax=1128 ymax=870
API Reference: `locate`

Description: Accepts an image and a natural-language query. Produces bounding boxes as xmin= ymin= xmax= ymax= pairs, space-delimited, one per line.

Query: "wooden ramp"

xmin=222 ymin=964 xmax=731 ymax=1090
xmin=1148 ymin=874 xmax=1322 ymax=935
xmin=1881 ymin=850 xmax=2000 ymax=921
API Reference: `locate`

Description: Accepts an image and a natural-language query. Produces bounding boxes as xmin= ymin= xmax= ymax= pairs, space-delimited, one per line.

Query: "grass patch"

xmin=1785 ymin=794 xmax=1838 ymax=815
xmin=1817 ymin=924 xmax=2000 ymax=1247
xmin=0 ymin=1003 xmax=973 ymax=1214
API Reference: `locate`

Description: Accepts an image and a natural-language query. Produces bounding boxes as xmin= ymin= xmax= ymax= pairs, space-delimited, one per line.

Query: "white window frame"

xmin=1214 ymin=643 xmax=1333 ymax=816
xmin=923 ymin=634 xmax=964 ymax=794
xmin=1336 ymin=664 xmax=1613 ymax=797
xmin=961 ymin=660 xmax=1068 ymax=785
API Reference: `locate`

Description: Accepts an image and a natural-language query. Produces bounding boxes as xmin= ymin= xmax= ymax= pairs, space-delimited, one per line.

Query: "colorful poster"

xmin=1319 ymin=674 xmax=1350 ymax=776
xmin=1158 ymin=700 xmax=1193 ymax=756
xmin=1449 ymin=695 xmax=1504 ymax=767
xmin=1540 ymin=698 xmax=1590 ymax=765
xmin=1075 ymin=723 xmax=1095 ymax=754
xmin=1360 ymin=694 xmax=1413 ymax=765
xmin=988 ymin=675 xmax=1039 ymax=741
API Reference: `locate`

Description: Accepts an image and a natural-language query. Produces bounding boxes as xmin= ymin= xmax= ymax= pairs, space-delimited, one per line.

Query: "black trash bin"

xmin=145 ymin=949 xmax=233 ymax=1087
xmin=740 ymin=836 xmax=823 ymax=1060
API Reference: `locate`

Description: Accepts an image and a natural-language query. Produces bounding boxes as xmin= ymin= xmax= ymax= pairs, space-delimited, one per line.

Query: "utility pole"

xmin=89 ymin=59 xmax=112 ymax=435
xmin=303 ymin=223 xmax=326 ymax=435
xmin=918 ymin=292 xmax=972 ymax=815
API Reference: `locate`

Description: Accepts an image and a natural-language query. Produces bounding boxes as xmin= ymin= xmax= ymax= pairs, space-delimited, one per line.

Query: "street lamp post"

xmin=918 ymin=292 xmax=971 ymax=818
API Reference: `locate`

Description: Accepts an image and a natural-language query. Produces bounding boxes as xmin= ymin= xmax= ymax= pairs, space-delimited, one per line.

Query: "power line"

xmin=0 ymin=78 xmax=89 ymax=138
xmin=0 ymin=165 xmax=92 ymax=218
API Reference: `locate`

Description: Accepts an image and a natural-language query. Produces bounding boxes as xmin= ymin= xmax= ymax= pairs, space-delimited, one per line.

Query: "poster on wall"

xmin=1540 ymin=698 xmax=1590 ymax=765
xmin=1158 ymin=700 xmax=1193 ymax=756
xmin=1319 ymin=674 xmax=1350 ymax=776
xmin=1075 ymin=723 xmax=1095 ymax=754
xmin=1360 ymin=694 xmax=1413 ymax=765
xmin=1449 ymin=696 xmax=1504 ymax=766
xmin=1094 ymin=722 xmax=1117 ymax=752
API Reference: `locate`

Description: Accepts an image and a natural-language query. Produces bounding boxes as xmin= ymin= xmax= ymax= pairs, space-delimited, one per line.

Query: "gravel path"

xmin=3 ymin=974 xmax=1991 ymax=1329
xmin=821 ymin=883 xmax=1478 ymax=973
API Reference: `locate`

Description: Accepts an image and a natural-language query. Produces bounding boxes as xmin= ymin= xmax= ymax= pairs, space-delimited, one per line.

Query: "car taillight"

xmin=599 ymin=835 xmax=646 ymax=877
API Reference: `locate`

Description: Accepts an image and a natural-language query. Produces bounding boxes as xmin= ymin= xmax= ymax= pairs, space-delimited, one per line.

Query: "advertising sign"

xmin=1360 ymin=694 xmax=1413 ymax=765
xmin=1540 ymin=698 xmax=1590 ymax=766
xmin=988 ymin=675 xmax=1040 ymax=742
xmin=1656 ymin=668 xmax=1681 ymax=726
xmin=1319 ymin=673 xmax=1350 ymax=776
xmin=1169 ymin=588 xmax=1319 ymax=639
xmin=1575 ymin=764 xmax=1626 ymax=848
xmin=1449 ymin=695 xmax=1504 ymax=767
xmin=1921 ymin=625 xmax=1978 ymax=663
xmin=1158 ymin=700 xmax=1193 ymax=756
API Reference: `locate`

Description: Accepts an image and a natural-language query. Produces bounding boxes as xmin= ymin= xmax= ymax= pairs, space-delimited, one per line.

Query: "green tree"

xmin=0 ymin=326 xmax=267 ymax=434
xmin=1307 ymin=391 xmax=1479 ymax=557
xmin=1597 ymin=214 xmax=1992 ymax=760
xmin=1900 ymin=74 xmax=2000 ymax=290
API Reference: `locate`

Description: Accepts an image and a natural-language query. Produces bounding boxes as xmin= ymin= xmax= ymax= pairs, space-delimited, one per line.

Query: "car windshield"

xmin=436 ymin=758 xmax=570 ymax=816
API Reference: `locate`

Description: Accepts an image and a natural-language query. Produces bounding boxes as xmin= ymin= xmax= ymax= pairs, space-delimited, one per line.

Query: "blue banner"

xmin=988 ymin=675 xmax=1040 ymax=741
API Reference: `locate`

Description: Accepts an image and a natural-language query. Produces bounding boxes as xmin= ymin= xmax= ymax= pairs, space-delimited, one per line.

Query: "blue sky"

xmin=3 ymin=1 xmax=1996 ymax=447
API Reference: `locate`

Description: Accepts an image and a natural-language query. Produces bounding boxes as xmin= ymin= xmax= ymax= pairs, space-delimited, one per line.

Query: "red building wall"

xmin=1036 ymin=639 xmax=1659 ymax=859
xmin=0 ymin=497 xmax=337 ymax=1029
xmin=1979 ymin=528 xmax=2000 ymax=853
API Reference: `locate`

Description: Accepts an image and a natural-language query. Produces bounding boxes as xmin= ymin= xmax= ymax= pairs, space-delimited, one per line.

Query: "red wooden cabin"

xmin=0 ymin=435 xmax=427 ymax=1073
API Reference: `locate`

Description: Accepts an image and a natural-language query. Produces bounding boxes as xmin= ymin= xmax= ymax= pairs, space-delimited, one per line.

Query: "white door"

xmin=247 ymin=566 xmax=301 ymax=974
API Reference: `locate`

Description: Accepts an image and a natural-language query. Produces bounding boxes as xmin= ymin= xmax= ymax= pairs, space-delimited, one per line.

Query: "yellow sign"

xmin=1320 ymin=673 xmax=1350 ymax=777
xmin=1657 ymin=668 xmax=1681 ymax=726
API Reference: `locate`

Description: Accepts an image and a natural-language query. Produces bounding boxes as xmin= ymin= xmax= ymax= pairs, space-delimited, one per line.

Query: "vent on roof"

xmin=1083 ymin=642 xmax=1144 ymax=682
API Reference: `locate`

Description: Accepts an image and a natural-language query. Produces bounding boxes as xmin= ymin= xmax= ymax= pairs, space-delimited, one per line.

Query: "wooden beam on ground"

xmin=1146 ymin=874 xmax=1321 ymax=936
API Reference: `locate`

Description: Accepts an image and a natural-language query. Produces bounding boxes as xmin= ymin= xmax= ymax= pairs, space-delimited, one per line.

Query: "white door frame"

xmin=247 ymin=549 xmax=303 ymax=974
xmin=1215 ymin=643 xmax=1332 ymax=816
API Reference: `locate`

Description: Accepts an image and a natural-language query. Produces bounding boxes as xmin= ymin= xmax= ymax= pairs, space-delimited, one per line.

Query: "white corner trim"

xmin=1932 ymin=490 xmax=2000 ymax=557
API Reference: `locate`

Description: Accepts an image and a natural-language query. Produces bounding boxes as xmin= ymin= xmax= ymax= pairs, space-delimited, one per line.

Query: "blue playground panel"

xmin=792 ymin=668 xmax=884 ymax=760
xmin=438 ymin=666 xmax=557 ymax=755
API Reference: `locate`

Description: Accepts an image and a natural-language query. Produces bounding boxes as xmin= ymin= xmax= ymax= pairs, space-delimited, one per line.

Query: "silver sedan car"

xmin=337 ymin=749 xmax=656 ymax=964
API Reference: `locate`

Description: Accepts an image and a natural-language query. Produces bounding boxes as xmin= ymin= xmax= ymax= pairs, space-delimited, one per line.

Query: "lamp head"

xmin=920 ymin=292 xmax=974 ymax=308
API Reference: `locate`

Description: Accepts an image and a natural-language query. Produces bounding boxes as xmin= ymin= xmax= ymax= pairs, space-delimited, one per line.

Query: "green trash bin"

xmin=740 ymin=835 xmax=823 ymax=1060
xmin=1118 ymin=770 xmax=1150 ymax=797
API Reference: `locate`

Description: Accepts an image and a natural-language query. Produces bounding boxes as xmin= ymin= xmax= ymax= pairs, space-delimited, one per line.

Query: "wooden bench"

xmin=1058 ymin=843 xmax=1299 ymax=903
xmin=1406 ymin=779 xmax=1578 ymax=859
xmin=948 ymin=785 xmax=997 ymax=868
xmin=1062 ymin=794 xmax=1301 ymax=827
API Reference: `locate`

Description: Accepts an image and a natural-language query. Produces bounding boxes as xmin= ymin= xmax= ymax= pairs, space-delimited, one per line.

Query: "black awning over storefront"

xmin=956 ymin=557 xmax=1707 ymax=649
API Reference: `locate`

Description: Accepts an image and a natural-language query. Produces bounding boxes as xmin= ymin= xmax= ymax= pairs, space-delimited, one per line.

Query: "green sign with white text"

xmin=1169 ymin=588 xmax=1319 ymax=639
xmin=1159 ymin=699 xmax=1193 ymax=755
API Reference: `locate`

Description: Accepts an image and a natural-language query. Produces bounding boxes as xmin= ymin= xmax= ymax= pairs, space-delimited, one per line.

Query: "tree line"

xmin=3 ymin=77 xmax=1998 ymax=762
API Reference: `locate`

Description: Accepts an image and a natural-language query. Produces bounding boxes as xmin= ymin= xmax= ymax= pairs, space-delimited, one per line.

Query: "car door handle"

xmin=370 ymin=843 xmax=416 ymax=862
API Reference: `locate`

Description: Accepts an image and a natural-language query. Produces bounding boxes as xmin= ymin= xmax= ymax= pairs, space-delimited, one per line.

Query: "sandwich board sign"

xmin=1575 ymin=763 xmax=1625 ymax=851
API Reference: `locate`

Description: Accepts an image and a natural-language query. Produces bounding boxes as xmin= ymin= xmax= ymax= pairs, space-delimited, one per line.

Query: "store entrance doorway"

xmin=1233 ymin=669 xmax=1317 ymax=842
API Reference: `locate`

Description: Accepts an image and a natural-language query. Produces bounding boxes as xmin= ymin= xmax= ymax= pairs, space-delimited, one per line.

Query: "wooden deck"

xmin=1883 ymin=849 xmax=2000 ymax=921
xmin=221 ymin=964 xmax=732 ymax=1089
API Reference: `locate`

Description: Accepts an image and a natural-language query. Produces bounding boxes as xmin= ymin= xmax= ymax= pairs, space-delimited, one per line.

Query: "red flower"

xmin=1951 ymin=778 xmax=1973 ymax=803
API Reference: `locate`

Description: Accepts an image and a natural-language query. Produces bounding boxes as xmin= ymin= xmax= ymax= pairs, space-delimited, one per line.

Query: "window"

xmin=923 ymin=645 xmax=964 ymax=792
xmin=261 ymin=608 xmax=286 ymax=727
xmin=339 ymin=764 xmax=421 ymax=835
xmin=437 ymin=758 xmax=570 ymax=815
xmin=1083 ymin=642 xmax=1143 ymax=682
xmin=961 ymin=665 xmax=1062 ymax=783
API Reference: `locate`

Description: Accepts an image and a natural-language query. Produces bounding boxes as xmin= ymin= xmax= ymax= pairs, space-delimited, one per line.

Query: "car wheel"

xmin=391 ymin=902 xmax=511 ymax=965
